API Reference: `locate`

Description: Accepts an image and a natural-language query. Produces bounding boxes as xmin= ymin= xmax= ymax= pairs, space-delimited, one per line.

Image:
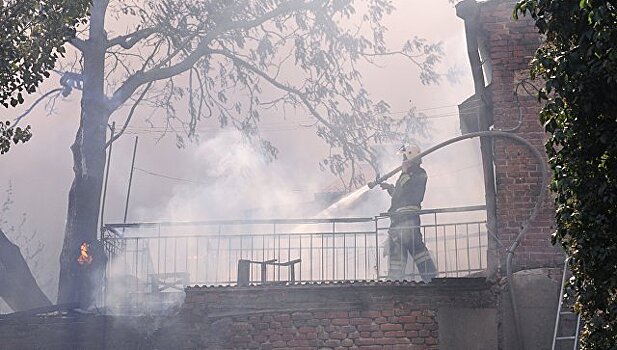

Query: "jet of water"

xmin=316 ymin=186 xmax=371 ymax=218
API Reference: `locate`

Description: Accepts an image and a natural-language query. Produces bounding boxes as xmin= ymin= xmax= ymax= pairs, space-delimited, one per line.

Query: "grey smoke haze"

xmin=0 ymin=0 xmax=483 ymax=305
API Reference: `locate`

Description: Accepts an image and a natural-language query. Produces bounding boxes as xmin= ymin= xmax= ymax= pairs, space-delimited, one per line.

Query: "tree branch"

xmin=13 ymin=88 xmax=64 ymax=127
xmin=209 ymin=48 xmax=337 ymax=133
xmin=106 ymin=0 xmax=320 ymax=113
xmin=105 ymin=82 xmax=152 ymax=148
xmin=106 ymin=28 xmax=156 ymax=49
xmin=69 ymin=37 xmax=87 ymax=52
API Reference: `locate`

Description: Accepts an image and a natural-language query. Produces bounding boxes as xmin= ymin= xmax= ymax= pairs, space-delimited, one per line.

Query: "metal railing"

xmin=101 ymin=205 xmax=486 ymax=306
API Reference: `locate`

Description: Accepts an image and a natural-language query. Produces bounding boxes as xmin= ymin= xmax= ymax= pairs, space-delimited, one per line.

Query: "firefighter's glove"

xmin=379 ymin=182 xmax=394 ymax=191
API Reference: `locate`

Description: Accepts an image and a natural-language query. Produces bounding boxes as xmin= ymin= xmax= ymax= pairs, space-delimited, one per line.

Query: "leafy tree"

xmin=0 ymin=121 xmax=31 ymax=154
xmin=56 ymin=0 xmax=446 ymax=306
xmin=0 ymin=0 xmax=90 ymax=153
xmin=514 ymin=1 xmax=617 ymax=348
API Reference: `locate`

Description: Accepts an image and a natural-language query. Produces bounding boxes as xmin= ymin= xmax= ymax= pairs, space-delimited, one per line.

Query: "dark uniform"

xmin=385 ymin=162 xmax=437 ymax=282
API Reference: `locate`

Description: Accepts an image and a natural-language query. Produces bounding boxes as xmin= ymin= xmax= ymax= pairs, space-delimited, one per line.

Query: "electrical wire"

xmin=133 ymin=166 xmax=210 ymax=186
xmin=117 ymin=105 xmax=479 ymax=136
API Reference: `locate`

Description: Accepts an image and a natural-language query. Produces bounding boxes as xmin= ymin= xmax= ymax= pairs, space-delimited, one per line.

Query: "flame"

xmin=77 ymin=242 xmax=93 ymax=265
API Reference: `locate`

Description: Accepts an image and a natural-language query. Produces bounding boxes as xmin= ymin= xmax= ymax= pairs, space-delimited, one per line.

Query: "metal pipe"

xmin=123 ymin=136 xmax=139 ymax=224
xmin=99 ymin=122 xmax=115 ymax=239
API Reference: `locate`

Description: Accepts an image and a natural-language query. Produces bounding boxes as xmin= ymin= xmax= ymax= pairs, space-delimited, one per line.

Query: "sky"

xmin=0 ymin=0 xmax=484 ymax=301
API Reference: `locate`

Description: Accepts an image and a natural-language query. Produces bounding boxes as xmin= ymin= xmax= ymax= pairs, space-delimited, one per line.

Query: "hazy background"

xmin=0 ymin=0 xmax=483 ymax=301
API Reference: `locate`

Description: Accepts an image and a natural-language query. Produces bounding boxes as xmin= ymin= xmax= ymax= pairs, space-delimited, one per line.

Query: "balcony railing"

xmin=101 ymin=205 xmax=486 ymax=305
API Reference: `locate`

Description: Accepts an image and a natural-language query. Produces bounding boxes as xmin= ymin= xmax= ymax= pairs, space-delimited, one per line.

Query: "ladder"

xmin=552 ymin=260 xmax=582 ymax=350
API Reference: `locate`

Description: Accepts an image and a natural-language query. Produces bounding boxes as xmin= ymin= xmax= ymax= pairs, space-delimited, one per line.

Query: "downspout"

xmin=456 ymin=1 xmax=525 ymax=350
xmin=455 ymin=0 xmax=500 ymax=284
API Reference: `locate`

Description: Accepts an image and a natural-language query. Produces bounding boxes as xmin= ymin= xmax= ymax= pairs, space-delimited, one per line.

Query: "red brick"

xmin=360 ymin=311 xmax=381 ymax=318
xmin=355 ymin=338 xmax=375 ymax=346
xmin=380 ymin=324 xmax=403 ymax=331
xmin=288 ymin=339 xmax=312 ymax=347
xmin=384 ymin=331 xmax=406 ymax=338
xmin=406 ymin=331 xmax=419 ymax=337
xmin=375 ymin=337 xmax=398 ymax=345
xmin=374 ymin=317 xmax=388 ymax=324
xmin=411 ymin=337 xmax=425 ymax=344
xmin=350 ymin=318 xmax=372 ymax=325
xmin=332 ymin=318 xmax=350 ymax=326
xmin=416 ymin=316 xmax=433 ymax=324
xmin=271 ymin=340 xmax=286 ymax=348
xmin=297 ymin=326 xmax=315 ymax=334
xmin=326 ymin=311 xmax=348 ymax=318
xmin=341 ymin=338 xmax=354 ymax=347
xmin=399 ymin=316 xmax=416 ymax=323
xmin=357 ymin=324 xmax=380 ymax=332
xmin=325 ymin=339 xmax=341 ymax=347
xmin=292 ymin=312 xmax=312 ymax=321
xmin=330 ymin=331 xmax=347 ymax=340
xmin=274 ymin=314 xmax=290 ymax=322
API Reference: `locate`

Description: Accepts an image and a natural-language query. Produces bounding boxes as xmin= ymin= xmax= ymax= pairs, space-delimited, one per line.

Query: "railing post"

xmin=261 ymin=262 xmax=267 ymax=284
xmin=374 ymin=217 xmax=380 ymax=280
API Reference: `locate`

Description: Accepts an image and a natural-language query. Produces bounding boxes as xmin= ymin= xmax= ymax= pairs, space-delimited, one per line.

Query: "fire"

xmin=77 ymin=242 xmax=93 ymax=265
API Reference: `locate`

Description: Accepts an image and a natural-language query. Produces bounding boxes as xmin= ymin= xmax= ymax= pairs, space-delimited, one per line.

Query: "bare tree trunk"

xmin=57 ymin=0 xmax=110 ymax=307
xmin=0 ymin=228 xmax=52 ymax=311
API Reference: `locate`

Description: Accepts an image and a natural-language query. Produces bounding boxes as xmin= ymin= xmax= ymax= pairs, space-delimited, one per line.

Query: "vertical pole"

xmin=374 ymin=217 xmax=379 ymax=279
xmin=123 ymin=136 xmax=139 ymax=224
xmin=99 ymin=122 xmax=115 ymax=239
xmin=332 ymin=222 xmax=336 ymax=280
xmin=99 ymin=122 xmax=114 ymax=309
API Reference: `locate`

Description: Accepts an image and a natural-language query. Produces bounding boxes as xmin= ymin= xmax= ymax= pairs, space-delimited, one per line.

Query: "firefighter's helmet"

xmin=398 ymin=142 xmax=421 ymax=161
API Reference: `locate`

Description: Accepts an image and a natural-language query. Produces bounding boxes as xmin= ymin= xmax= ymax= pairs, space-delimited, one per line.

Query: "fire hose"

xmin=367 ymin=130 xmax=549 ymax=350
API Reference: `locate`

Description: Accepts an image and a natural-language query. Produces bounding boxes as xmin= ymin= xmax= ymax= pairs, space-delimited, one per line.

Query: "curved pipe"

xmin=367 ymin=130 xmax=549 ymax=350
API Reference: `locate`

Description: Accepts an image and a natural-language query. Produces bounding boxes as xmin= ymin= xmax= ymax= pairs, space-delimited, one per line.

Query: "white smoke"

xmin=160 ymin=131 xmax=314 ymax=221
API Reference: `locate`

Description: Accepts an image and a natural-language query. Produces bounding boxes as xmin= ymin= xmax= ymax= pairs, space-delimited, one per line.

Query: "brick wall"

xmin=476 ymin=0 xmax=564 ymax=269
xmin=181 ymin=279 xmax=497 ymax=349
xmin=216 ymin=309 xmax=438 ymax=349
xmin=0 ymin=280 xmax=497 ymax=349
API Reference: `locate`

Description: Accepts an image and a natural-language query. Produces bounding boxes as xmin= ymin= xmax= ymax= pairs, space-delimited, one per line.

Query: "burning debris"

xmin=77 ymin=242 xmax=93 ymax=265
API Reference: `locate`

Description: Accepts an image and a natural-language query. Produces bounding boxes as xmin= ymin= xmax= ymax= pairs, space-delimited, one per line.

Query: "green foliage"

xmin=0 ymin=121 xmax=31 ymax=154
xmin=0 ymin=0 xmax=89 ymax=154
xmin=0 ymin=0 xmax=89 ymax=108
xmin=514 ymin=1 xmax=617 ymax=348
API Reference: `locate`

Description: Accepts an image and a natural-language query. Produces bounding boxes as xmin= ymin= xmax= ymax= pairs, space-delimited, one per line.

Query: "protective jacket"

xmin=387 ymin=164 xmax=427 ymax=213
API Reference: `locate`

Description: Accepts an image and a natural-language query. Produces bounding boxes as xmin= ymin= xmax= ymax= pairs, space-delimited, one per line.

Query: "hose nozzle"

xmin=366 ymin=166 xmax=403 ymax=190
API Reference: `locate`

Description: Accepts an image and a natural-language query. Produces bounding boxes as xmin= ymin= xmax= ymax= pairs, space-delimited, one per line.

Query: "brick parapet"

xmin=0 ymin=281 xmax=497 ymax=349
xmin=181 ymin=279 xmax=495 ymax=349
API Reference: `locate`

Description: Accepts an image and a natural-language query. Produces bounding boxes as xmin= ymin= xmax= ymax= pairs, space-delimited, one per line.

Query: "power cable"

xmin=133 ymin=167 xmax=210 ymax=186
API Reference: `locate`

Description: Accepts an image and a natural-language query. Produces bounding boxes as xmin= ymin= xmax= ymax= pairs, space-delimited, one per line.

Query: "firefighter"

xmin=380 ymin=142 xmax=437 ymax=282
